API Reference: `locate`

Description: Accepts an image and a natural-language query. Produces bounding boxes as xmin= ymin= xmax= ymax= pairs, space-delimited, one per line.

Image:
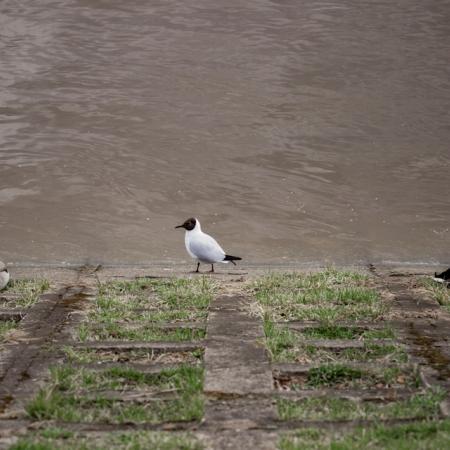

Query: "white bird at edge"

xmin=175 ymin=217 xmax=242 ymax=273
xmin=0 ymin=261 xmax=10 ymax=290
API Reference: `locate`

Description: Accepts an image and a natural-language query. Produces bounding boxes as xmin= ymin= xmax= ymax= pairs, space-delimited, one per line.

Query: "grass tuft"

xmin=26 ymin=365 xmax=204 ymax=424
xmin=0 ymin=320 xmax=17 ymax=342
xmin=10 ymin=430 xmax=203 ymax=450
xmin=77 ymin=277 xmax=215 ymax=342
xmin=301 ymin=325 xmax=395 ymax=340
xmin=252 ymin=270 xmax=391 ymax=363
xmin=77 ymin=324 xmax=205 ymax=343
xmin=97 ymin=277 xmax=216 ymax=314
xmin=306 ymin=364 xmax=363 ymax=387
xmin=266 ymin=325 xmax=405 ymax=364
xmin=1 ymin=279 xmax=50 ymax=308
xmin=252 ymin=269 xmax=384 ymax=322
xmin=418 ymin=277 xmax=450 ymax=313
xmin=280 ymin=363 xmax=420 ymax=390
xmin=62 ymin=346 xmax=204 ymax=365
xmin=278 ymin=389 xmax=445 ymax=421
xmin=279 ymin=419 xmax=450 ymax=449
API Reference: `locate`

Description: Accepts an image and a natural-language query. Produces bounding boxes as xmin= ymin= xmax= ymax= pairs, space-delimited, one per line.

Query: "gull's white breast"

xmin=0 ymin=271 xmax=9 ymax=290
xmin=185 ymin=232 xmax=226 ymax=264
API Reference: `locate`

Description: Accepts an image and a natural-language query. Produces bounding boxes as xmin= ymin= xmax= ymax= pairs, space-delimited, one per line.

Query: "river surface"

xmin=1 ymin=0 xmax=449 ymax=266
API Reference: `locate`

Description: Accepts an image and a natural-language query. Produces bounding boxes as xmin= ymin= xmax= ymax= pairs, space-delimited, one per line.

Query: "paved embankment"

xmin=0 ymin=264 xmax=448 ymax=449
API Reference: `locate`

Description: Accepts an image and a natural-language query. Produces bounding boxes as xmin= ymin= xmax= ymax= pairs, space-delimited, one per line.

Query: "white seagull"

xmin=0 ymin=261 xmax=10 ymax=290
xmin=175 ymin=217 xmax=242 ymax=273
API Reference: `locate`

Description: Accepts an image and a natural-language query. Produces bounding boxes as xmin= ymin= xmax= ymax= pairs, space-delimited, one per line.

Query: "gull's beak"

xmin=175 ymin=224 xmax=184 ymax=229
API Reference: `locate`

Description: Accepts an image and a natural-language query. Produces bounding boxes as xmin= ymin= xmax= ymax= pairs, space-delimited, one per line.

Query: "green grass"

xmin=10 ymin=429 xmax=203 ymax=450
xmin=96 ymin=277 xmax=215 ymax=317
xmin=337 ymin=344 xmax=408 ymax=363
xmin=26 ymin=365 xmax=204 ymax=424
xmin=138 ymin=309 xmax=209 ymax=322
xmin=78 ymin=277 xmax=217 ymax=341
xmin=300 ymin=325 xmax=395 ymax=340
xmin=43 ymin=364 xmax=203 ymax=391
xmin=279 ymin=363 xmax=420 ymax=390
xmin=0 ymin=320 xmax=17 ymax=342
xmin=264 ymin=320 xmax=405 ymax=363
xmin=27 ymin=391 xmax=204 ymax=424
xmin=264 ymin=319 xmax=300 ymax=361
xmin=252 ymin=269 xmax=385 ymax=322
xmin=278 ymin=389 xmax=445 ymax=421
xmin=77 ymin=323 xmax=206 ymax=343
xmin=1 ymin=278 xmax=50 ymax=308
xmin=306 ymin=364 xmax=364 ymax=387
xmin=301 ymin=343 xmax=408 ymax=364
xmin=78 ymin=277 xmax=215 ymax=341
xmin=278 ymin=419 xmax=450 ymax=449
xmin=418 ymin=277 xmax=450 ymax=313
xmin=62 ymin=346 xmax=204 ymax=365
xmin=254 ymin=270 xmax=391 ymax=363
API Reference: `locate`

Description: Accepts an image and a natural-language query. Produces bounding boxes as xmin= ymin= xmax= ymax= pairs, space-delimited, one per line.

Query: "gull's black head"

xmin=175 ymin=217 xmax=196 ymax=231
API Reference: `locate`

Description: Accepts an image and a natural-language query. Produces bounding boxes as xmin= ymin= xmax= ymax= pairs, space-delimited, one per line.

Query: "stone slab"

xmin=204 ymin=295 xmax=273 ymax=396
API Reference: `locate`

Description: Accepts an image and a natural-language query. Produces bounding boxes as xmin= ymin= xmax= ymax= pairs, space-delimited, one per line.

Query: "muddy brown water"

xmin=0 ymin=0 xmax=449 ymax=266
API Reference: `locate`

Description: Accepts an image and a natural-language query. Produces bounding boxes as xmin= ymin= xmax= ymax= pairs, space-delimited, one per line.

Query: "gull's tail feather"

xmin=224 ymin=255 xmax=242 ymax=266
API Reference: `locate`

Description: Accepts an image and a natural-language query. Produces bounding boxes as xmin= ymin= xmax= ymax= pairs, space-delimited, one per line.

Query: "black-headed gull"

xmin=434 ymin=268 xmax=450 ymax=284
xmin=175 ymin=217 xmax=242 ymax=273
xmin=0 ymin=261 xmax=9 ymax=290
